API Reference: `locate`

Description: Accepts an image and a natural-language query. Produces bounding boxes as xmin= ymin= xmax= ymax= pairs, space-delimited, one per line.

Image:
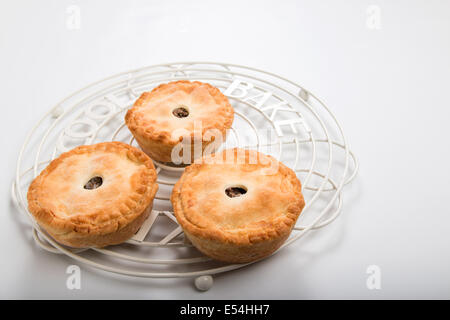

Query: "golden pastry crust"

xmin=27 ymin=142 xmax=158 ymax=248
xmin=171 ymin=148 xmax=305 ymax=263
xmin=125 ymin=80 xmax=234 ymax=163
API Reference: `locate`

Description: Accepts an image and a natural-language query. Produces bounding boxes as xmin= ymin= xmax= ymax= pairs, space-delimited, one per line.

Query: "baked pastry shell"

xmin=27 ymin=142 xmax=158 ymax=248
xmin=171 ymin=148 xmax=305 ymax=263
xmin=125 ymin=80 xmax=234 ymax=163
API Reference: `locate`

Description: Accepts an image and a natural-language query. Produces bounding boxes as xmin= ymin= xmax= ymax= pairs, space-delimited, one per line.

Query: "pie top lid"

xmin=171 ymin=148 xmax=305 ymax=245
xmin=27 ymin=142 xmax=158 ymax=236
xmin=125 ymin=80 xmax=234 ymax=145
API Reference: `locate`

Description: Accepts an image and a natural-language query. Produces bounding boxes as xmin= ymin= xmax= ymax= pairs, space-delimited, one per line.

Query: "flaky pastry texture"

xmin=125 ymin=80 xmax=234 ymax=163
xmin=27 ymin=142 xmax=158 ymax=248
xmin=171 ymin=148 xmax=305 ymax=263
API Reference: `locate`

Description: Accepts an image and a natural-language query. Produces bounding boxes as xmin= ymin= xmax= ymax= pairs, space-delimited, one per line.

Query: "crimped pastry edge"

xmin=125 ymin=80 xmax=234 ymax=148
xmin=27 ymin=141 xmax=159 ymax=248
xmin=171 ymin=148 xmax=305 ymax=248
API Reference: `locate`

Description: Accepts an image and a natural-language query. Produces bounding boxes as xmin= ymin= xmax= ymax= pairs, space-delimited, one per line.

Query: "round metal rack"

xmin=12 ymin=62 xmax=358 ymax=291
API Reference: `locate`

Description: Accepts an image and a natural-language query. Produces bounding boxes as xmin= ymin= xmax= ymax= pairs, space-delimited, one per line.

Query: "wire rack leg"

xmin=195 ymin=275 xmax=214 ymax=291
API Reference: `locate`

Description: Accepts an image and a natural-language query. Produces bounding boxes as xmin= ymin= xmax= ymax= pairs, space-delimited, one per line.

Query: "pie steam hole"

xmin=225 ymin=186 xmax=247 ymax=198
xmin=84 ymin=176 xmax=103 ymax=190
xmin=172 ymin=106 xmax=189 ymax=118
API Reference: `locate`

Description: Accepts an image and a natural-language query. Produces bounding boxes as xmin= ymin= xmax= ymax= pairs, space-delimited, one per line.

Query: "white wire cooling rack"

xmin=12 ymin=62 xmax=358 ymax=291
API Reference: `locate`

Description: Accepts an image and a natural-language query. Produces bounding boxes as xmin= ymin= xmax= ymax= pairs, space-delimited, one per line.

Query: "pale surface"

xmin=1 ymin=0 xmax=449 ymax=299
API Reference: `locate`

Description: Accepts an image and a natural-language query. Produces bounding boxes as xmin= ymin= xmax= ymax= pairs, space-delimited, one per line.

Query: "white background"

xmin=1 ymin=0 xmax=450 ymax=299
